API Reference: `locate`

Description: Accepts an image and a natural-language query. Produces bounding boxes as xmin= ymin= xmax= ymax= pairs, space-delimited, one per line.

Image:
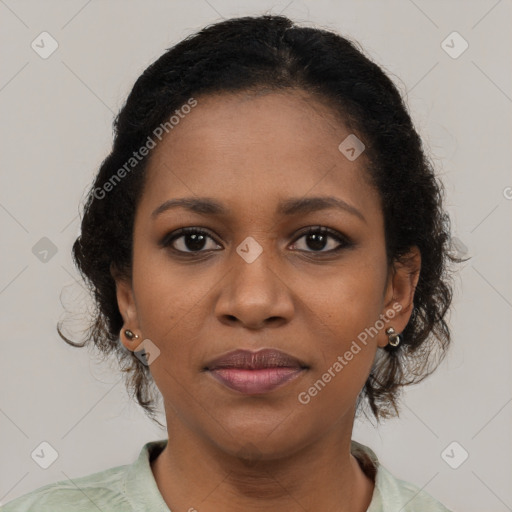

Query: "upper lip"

xmin=205 ymin=349 xmax=308 ymax=370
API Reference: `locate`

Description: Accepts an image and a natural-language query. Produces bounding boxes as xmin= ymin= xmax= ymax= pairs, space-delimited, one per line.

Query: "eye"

xmin=289 ymin=226 xmax=352 ymax=253
xmin=161 ymin=226 xmax=352 ymax=256
xmin=161 ymin=227 xmax=221 ymax=253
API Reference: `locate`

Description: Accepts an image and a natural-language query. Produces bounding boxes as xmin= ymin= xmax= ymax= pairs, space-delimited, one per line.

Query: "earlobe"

xmin=379 ymin=246 xmax=421 ymax=347
xmin=112 ymin=271 xmax=141 ymax=351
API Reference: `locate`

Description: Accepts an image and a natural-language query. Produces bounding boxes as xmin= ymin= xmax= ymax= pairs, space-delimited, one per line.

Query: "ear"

xmin=111 ymin=263 xmax=141 ymax=352
xmin=378 ymin=246 xmax=421 ymax=348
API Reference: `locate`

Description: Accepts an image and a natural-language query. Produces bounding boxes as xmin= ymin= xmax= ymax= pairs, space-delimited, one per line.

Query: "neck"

xmin=151 ymin=412 xmax=374 ymax=512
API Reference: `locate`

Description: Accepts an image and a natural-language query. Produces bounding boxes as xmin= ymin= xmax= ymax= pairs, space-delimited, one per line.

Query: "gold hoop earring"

xmin=385 ymin=327 xmax=401 ymax=347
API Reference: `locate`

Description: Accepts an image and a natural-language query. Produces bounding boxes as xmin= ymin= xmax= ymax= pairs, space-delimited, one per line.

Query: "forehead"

xmin=139 ymin=90 xmax=380 ymax=221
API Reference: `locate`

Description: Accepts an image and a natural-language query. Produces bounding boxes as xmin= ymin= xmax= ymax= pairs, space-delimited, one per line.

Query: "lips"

xmin=205 ymin=349 xmax=308 ymax=395
xmin=206 ymin=348 xmax=306 ymax=371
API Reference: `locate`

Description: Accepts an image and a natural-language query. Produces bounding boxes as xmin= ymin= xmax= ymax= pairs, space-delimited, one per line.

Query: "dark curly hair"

xmin=58 ymin=14 xmax=463 ymax=426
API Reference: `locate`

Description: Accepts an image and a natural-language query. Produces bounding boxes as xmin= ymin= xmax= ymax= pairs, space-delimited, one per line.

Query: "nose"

xmin=214 ymin=241 xmax=295 ymax=330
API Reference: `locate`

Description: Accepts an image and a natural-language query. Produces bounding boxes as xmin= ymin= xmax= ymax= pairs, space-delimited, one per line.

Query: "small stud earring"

xmin=385 ymin=327 xmax=401 ymax=347
xmin=124 ymin=329 xmax=139 ymax=341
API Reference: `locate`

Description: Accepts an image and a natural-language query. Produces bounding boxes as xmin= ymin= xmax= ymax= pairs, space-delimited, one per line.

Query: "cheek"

xmin=306 ymin=257 xmax=388 ymax=339
xmin=296 ymin=273 xmax=383 ymax=416
xmin=132 ymin=238 xmax=206 ymax=326
xmin=131 ymin=244 xmax=194 ymax=363
xmin=296 ymin=255 xmax=387 ymax=398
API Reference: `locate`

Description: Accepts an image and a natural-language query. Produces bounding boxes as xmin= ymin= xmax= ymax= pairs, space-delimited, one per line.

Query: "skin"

xmin=113 ymin=89 xmax=421 ymax=512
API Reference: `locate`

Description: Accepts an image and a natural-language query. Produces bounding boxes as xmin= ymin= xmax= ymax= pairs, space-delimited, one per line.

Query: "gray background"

xmin=1 ymin=1 xmax=511 ymax=510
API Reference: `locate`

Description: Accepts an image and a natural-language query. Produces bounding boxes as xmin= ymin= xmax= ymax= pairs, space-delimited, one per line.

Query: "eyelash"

xmin=160 ymin=226 xmax=353 ymax=256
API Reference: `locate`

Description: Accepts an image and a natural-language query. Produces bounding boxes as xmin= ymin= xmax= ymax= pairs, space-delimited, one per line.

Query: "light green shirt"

xmin=1 ymin=439 xmax=451 ymax=511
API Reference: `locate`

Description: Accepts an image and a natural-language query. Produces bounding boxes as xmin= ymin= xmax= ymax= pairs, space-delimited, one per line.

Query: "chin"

xmin=206 ymin=415 xmax=313 ymax=462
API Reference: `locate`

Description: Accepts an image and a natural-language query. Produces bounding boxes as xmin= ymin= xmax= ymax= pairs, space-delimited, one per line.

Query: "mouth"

xmin=204 ymin=348 xmax=308 ymax=395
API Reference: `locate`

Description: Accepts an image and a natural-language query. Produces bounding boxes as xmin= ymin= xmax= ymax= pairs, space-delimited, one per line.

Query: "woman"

xmin=3 ymin=14 xmax=459 ymax=512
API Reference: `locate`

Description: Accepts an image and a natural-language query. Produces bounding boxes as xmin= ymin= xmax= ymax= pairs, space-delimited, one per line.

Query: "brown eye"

xmin=290 ymin=227 xmax=352 ymax=253
xmin=161 ymin=228 xmax=221 ymax=253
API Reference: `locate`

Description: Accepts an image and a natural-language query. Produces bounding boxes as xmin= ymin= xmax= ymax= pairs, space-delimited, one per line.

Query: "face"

xmin=115 ymin=90 xmax=420 ymax=459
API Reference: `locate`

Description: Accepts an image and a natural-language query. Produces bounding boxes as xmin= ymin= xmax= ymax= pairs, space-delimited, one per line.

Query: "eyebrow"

xmin=151 ymin=196 xmax=366 ymax=222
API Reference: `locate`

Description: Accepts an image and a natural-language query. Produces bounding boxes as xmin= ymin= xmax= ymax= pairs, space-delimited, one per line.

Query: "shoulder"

xmin=351 ymin=441 xmax=452 ymax=512
xmin=1 ymin=464 xmax=130 ymax=512
xmin=372 ymin=464 xmax=452 ymax=511
xmin=1 ymin=439 xmax=169 ymax=512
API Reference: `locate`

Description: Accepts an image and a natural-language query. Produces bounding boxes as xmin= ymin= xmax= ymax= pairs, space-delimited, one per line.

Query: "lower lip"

xmin=208 ymin=367 xmax=305 ymax=394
